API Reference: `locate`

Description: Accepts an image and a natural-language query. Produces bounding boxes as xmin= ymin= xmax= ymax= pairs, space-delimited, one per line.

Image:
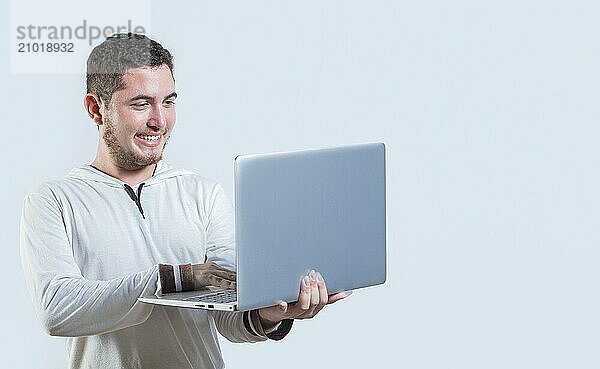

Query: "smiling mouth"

xmin=136 ymin=134 xmax=162 ymax=142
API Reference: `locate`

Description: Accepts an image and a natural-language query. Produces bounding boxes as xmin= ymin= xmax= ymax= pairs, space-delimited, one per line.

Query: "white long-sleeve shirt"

xmin=20 ymin=161 xmax=269 ymax=369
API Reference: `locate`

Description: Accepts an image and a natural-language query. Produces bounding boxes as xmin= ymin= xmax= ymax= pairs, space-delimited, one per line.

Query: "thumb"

xmin=278 ymin=301 xmax=288 ymax=313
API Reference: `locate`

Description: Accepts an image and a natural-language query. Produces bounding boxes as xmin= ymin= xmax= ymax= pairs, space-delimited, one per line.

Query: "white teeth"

xmin=138 ymin=135 xmax=161 ymax=141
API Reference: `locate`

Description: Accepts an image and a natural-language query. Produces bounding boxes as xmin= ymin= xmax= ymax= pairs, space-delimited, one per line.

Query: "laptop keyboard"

xmin=184 ymin=290 xmax=237 ymax=304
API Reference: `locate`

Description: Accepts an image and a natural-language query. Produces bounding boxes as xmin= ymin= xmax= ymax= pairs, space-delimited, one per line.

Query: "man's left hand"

xmin=257 ymin=270 xmax=351 ymax=330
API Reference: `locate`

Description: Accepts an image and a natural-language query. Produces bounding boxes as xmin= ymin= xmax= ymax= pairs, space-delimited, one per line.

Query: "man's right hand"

xmin=192 ymin=262 xmax=237 ymax=290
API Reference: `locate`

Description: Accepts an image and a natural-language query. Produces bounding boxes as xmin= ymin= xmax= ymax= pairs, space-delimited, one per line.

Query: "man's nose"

xmin=147 ymin=105 xmax=167 ymax=130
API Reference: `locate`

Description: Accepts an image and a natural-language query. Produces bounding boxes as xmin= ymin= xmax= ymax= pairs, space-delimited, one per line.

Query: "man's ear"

xmin=84 ymin=93 xmax=104 ymax=126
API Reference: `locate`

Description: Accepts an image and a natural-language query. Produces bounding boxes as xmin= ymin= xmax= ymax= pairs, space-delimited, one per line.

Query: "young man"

xmin=20 ymin=33 xmax=347 ymax=369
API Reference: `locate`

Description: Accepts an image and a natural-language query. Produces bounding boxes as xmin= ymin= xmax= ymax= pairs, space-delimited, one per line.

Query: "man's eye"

xmin=164 ymin=100 xmax=176 ymax=106
xmin=132 ymin=102 xmax=149 ymax=108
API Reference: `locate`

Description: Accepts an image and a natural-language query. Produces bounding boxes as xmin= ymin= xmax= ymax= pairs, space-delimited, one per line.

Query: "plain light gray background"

xmin=2 ymin=1 xmax=599 ymax=368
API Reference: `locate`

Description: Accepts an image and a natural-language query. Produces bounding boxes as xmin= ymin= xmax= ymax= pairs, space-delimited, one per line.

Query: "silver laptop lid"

xmin=235 ymin=143 xmax=387 ymax=311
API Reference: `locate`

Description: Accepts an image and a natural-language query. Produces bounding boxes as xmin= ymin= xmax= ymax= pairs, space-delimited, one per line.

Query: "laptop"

xmin=138 ymin=142 xmax=387 ymax=311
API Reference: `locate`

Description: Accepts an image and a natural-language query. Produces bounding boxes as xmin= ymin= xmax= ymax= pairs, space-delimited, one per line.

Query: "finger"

xmin=327 ymin=290 xmax=352 ymax=304
xmin=298 ymin=275 xmax=311 ymax=311
xmin=298 ymin=272 xmax=327 ymax=319
xmin=194 ymin=263 xmax=236 ymax=282
xmin=312 ymin=271 xmax=328 ymax=314
xmin=257 ymin=301 xmax=289 ymax=329
xmin=278 ymin=301 xmax=288 ymax=314
xmin=204 ymin=262 xmax=236 ymax=274
xmin=210 ymin=275 xmax=237 ymax=290
xmin=205 ymin=262 xmax=236 ymax=275
xmin=291 ymin=274 xmax=320 ymax=319
xmin=285 ymin=276 xmax=312 ymax=317
xmin=309 ymin=271 xmax=320 ymax=307
xmin=207 ymin=268 xmax=237 ymax=282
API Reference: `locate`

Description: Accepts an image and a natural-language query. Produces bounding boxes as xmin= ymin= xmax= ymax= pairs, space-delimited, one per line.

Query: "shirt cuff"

xmin=158 ymin=263 xmax=194 ymax=294
xmin=243 ymin=310 xmax=294 ymax=341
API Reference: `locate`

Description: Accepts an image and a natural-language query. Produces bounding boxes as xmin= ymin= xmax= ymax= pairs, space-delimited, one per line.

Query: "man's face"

xmin=101 ymin=64 xmax=177 ymax=170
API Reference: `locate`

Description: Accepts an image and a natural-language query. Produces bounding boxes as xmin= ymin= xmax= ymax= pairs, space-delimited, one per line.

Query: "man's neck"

xmin=91 ymin=158 xmax=157 ymax=186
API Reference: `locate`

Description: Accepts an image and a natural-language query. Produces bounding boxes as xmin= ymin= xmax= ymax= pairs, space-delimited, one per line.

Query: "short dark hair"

xmin=86 ymin=33 xmax=174 ymax=105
